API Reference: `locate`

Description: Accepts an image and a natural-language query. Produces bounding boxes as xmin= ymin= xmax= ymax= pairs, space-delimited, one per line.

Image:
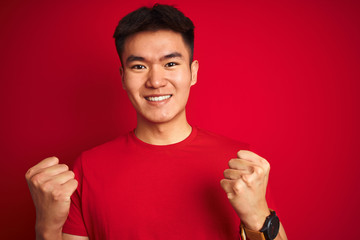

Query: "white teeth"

xmin=146 ymin=95 xmax=172 ymax=102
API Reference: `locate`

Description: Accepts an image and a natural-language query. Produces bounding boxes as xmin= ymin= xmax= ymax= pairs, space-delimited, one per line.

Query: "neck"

xmin=135 ymin=112 xmax=192 ymax=145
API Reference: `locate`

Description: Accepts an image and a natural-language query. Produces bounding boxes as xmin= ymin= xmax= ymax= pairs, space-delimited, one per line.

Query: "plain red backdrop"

xmin=1 ymin=0 xmax=359 ymax=239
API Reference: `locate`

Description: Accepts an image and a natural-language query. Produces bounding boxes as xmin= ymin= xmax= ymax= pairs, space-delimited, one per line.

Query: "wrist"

xmin=35 ymin=223 xmax=63 ymax=240
xmin=241 ymin=210 xmax=280 ymax=240
xmin=241 ymin=208 xmax=271 ymax=231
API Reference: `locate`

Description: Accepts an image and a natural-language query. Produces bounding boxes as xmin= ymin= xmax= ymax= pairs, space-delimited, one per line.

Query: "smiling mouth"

xmin=145 ymin=95 xmax=172 ymax=102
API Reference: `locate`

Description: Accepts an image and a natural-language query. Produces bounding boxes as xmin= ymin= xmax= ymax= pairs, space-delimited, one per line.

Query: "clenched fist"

xmin=220 ymin=150 xmax=271 ymax=231
xmin=25 ymin=157 xmax=78 ymax=239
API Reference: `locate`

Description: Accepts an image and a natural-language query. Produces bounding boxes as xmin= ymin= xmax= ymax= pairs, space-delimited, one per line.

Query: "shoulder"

xmin=186 ymin=126 xmax=250 ymax=163
xmin=194 ymin=126 xmax=249 ymax=149
xmin=82 ymin=132 xmax=131 ymax=158
xmin=73 ymin=131 xmax=133 ymax=169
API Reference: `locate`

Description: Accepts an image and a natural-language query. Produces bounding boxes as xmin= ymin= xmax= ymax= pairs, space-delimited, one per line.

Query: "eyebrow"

xmin=126 ymin=55 xmax=145 ymax=64
xmin=125 ymin=52 xmax=184 ymax=64
xmin=160 ymin=52 xmax=183 ymax=61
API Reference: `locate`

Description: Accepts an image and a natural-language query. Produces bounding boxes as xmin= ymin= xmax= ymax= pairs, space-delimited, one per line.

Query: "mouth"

xmin=145 ymin=94 xmax=172 ymax=102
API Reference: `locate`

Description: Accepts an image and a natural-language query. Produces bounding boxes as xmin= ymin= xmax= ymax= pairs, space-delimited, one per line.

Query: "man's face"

xmin=120 ymin=30 xmax=199 ymax=124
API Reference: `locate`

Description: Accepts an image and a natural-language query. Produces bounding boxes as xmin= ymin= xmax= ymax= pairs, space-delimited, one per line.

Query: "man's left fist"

xmin=220 ymin=150 xmax=271 ymax=231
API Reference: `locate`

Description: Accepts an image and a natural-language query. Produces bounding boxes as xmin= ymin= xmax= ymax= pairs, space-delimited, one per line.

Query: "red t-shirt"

xmin=63 ymin=126 xmax=249 ymax=239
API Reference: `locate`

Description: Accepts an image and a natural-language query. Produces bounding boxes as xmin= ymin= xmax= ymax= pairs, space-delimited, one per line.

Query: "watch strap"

xmin=240 ymin=209 xmax=277 ymax=240
xmin=240 ymin=223 xmax=266 ymax=240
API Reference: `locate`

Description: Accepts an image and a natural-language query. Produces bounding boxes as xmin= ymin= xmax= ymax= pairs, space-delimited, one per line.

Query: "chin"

xmin=141 ymin=111 xmax=179 ymax=124
xmin=146 ymin=116 xmax=173 ymax=124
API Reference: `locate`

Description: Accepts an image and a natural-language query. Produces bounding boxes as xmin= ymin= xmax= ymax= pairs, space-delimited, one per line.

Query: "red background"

xmin=1 ymin=0 xmax=359 ymax=239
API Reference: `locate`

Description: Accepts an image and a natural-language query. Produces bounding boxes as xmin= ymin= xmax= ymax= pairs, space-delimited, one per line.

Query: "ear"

xmin=190 ymin=60 xmax=199 ymax=86
xmin=119 ymin=67 xmax=126 ymax=89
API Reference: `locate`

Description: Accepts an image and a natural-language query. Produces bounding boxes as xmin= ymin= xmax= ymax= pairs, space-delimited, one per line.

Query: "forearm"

xmin=274 ymin=223 xmax=287 ymax=240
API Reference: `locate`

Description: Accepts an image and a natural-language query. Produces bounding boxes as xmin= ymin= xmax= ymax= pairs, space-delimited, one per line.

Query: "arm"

xmin=277 ymin=223 xmax=287 ymax=240
xmin=25 ymin=157 xmax=85 ymax=240
xmin=220 ymin=150 xmax=288 ymax=240
xmin=63 ymin=233 xmax=89 ymax=240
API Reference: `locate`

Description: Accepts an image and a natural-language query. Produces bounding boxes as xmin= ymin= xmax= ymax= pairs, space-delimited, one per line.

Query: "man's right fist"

xmin=25 ymin=157 xmax=78 ymax=237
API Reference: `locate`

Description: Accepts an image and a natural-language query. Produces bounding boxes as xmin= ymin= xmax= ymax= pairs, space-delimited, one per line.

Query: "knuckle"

xmin=68 ymin=170 xmax=75 ymax=178
xmin=223 ymin=169 xmax=229 ymax=178
xmin=244 ymin=174 xmax=256 ymax=186
xmin=237 ymin=149 xmax=250 ymax=158
xmin=60 ymin=164 xmax=69 ymax=171
xmin=228 ymin=159 xmax=236 ymax=168
xmin=262 ymin=158 xmax=270 ymax=168
xmin=72 ymin=179 xmax=79 ymax=188
xmin=233 ymin=180 xmax=243 ymax=193
xmin=220 ymin=179 xmax=228 ymax=189
xmin=237 ymin=149 xmax=245 ymax=156
xmin=51 ymin=188 xmax=65 ymax=201
xmin=30 ymin=174 xmax=43 ymax=186
xmin=247 ymin=177 xmax=255 ymax=185
xmin=220 ymin=179 xmax=226 ymax=186
xmin=255 ymin=167 xmax=264 ymax=176
xmin=40 ymin=181 xmax=54 ymax=192
xmin=242 ymin=175 xmax=252 ymax=184
xmin=47 ymin=156 xmax=59 ymax=165
xmin=25 ymin=168 xmax=33 ymax=180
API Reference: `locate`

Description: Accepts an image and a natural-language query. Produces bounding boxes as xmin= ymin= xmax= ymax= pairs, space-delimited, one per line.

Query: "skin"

xmin=25 ymin=157 xmax=83 ymax=240
xmin=120 ymin=29 xmax=199 ymax=145
xmin=26 ymin=29 xmax=287 ymax=240
xmin=220 ymin=150 xmax=288 ymax=239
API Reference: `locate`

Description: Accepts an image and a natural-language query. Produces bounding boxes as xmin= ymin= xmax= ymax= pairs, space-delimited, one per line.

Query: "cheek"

xmin=123 ymin=75 xmax=142 ymax=94
xmin=170 ymin=71 xmax=192 ymax=90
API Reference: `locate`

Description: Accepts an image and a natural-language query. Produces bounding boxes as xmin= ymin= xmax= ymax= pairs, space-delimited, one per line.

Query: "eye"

xmin=131 ymin=65 xmax=146 ymax=70
xmin=165 ymin=62 xmax=178 ymax=67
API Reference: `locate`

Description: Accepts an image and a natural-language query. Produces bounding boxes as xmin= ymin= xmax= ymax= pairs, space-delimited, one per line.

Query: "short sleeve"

xmin=62 ymin=154 xmax=88 ymax=236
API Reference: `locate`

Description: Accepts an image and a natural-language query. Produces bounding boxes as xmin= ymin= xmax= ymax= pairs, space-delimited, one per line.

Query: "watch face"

xmin=268 ymin=216 xmax=280 ymax=239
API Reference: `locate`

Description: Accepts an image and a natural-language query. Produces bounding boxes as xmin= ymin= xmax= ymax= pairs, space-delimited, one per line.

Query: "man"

xmin=26 ymin=4 xmax=287 ymax=240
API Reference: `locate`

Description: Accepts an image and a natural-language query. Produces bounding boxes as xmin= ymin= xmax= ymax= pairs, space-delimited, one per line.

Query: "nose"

xmin=145 ymin=66 xmax=167 ymax=88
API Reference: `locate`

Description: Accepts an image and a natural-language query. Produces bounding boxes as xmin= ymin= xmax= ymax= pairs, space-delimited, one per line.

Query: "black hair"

xmin=113 ymin=4 xmax=195 ymax=65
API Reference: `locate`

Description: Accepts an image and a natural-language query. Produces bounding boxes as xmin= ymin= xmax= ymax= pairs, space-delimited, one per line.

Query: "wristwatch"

xmin=240 ymin=210 xmax=280 ymax=240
